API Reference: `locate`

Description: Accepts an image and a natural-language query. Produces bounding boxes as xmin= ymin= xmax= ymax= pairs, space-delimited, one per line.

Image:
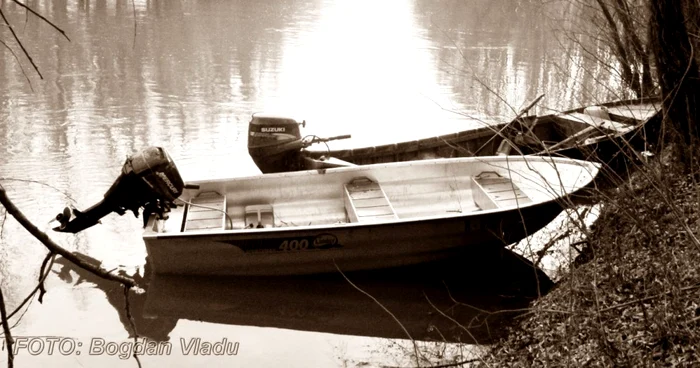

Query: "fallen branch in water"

xmin=0 ymin=184 xmax=139 ymax=289
xmin=0 ymin=286 xmax=14 ymax=368
xmin=123 ymin=287 xmax=143 ymax=368
xmin=6 ymin=252 xmax=55 ymax=323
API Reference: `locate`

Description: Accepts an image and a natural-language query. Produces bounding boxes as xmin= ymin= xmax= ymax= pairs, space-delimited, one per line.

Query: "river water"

xmin=1 ymin=0 xmax=622 ymax=366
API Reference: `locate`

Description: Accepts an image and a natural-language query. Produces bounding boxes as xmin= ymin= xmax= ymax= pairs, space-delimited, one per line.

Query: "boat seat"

xmin=471 ymin=172 xmax=532 ymax=210
xmin=245 ymin=204 xmax=274 ymax=228
xmin=556 ymin=112 xmax=629 ymax=132
xmin=540 ymin=125 xmax=598 ymax=153
xmin=344 ymin=177 xmax=398 ymax=223
xmin=183 ymin=191 xmax=228 ymax=231
xmin=303 ymin=156 xmax=357 ymax=170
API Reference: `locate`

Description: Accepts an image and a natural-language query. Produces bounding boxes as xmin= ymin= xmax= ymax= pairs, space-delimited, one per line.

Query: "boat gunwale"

xmin=183 ymin=155 xmax=598 ymax=184
xmin=301 ymin=98 xmax=661 ymax=159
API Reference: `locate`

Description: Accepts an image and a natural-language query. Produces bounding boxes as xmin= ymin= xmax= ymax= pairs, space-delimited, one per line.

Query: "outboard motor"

xmin=53 ymin=146 xmax=186 ymax=234
xmin=247 ymin=113 xmax=306 ymax=173
xmin=247 ymin=113 xmax=353 ymax=174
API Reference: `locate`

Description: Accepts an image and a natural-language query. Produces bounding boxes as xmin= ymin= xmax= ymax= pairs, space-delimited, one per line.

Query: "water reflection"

xmin=414 ymin=0 xmax=548 ymax=117
xmin=52 ymin=252 xmax=177 ymax=342
xmin=413 ymin=0 xmax=630 ymax=117
xmin=50 ymin=245 xmax=551 ymax=344
xmin=143 ymin=245 xmax=552 ymax=344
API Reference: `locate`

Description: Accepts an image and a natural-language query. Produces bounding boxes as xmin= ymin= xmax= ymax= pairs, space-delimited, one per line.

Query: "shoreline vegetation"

xmin=475 ymin=146 xmax=700 ymax=367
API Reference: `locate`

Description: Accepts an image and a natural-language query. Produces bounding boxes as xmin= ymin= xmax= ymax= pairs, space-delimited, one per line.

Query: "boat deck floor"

xmin=159 ymin=173 xmax=532 ymax=234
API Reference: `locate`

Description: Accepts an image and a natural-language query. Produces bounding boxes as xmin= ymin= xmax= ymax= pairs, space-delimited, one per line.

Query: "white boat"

xmin=50 ymin=147 xmax=597 ymax=276
xmin=140 ymin=155 xmax=598 ymax=276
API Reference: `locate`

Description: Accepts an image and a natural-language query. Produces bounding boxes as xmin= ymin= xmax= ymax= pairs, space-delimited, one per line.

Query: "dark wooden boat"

xmin=248 ymin=97 xmax=661 ymax=179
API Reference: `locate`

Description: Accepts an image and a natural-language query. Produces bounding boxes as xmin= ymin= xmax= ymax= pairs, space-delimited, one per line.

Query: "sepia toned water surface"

xmin=1 ymin=0 xmax=623 ymax=366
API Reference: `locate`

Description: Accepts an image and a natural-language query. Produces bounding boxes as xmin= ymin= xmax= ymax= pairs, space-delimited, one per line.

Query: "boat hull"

xmin=144 ymin=156 xmax=598 ymax=276
xmin=145 ymin=201 xmax=563 ymax=276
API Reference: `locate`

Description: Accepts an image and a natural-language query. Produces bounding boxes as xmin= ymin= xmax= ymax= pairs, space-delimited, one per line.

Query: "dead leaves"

xmin=475 ymin=156 xmax=700 ymax=367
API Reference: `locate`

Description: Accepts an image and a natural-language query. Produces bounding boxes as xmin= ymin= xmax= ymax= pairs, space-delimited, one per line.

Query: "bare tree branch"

xmin=0 ymin=40 xmax=33 ymax=91
xmin=0 ymin=178 xmax=77 ymax=205
xmin=11 ymin=0 xmax=71 ymax=42
xmin=7 ymin=252 xmax=55 ymax=322
xmin=131 ymin=0 xmax=137 ymax=49
xmin=0 ymin=185 xmax=139 ymax=288
xmin=0 ymin=286 xmax=14 ymax=368
xmin=37 ymin=252 xmax=55 ymax=303
xmin=0 ymin=8 xmax=43 ymax=79
xmin=594 ymin=0 xmax=641 ymax=96
xmin=611 ymin=0 xmax=653 ymax=92
xmin=123 ymin=287 xmax=143 ymax=368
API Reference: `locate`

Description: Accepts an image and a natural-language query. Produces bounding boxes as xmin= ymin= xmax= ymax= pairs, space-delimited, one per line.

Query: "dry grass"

xmin=474 ymin=146 xmax=700 ymax=367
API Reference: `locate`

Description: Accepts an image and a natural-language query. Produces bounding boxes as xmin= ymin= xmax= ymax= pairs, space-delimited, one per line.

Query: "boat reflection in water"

xmin=53 ymin=245 xmax=551 ymax=344
xmin=143 ymin=244 xmax=553 ymax=344
xmin=52 ymin=253 xmax=178 ymax=342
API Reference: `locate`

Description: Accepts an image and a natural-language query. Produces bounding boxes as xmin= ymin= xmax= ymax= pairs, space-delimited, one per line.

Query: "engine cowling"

xmin=53 ymin=147 xmax=186 ymax=234
xmin=247 ymin=113 xmax=306 ymax=173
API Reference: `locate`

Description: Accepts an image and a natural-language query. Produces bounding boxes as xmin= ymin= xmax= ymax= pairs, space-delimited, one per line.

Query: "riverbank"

xmin=477 ymin=150 xmax=700 ymax=366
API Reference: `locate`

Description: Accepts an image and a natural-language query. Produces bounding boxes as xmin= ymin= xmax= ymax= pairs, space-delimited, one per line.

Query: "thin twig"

xmin=599 ymin=283 xmax=700 ymax=313
xmin=534 ymin=221 xmax=573 ymax=266
xmin=0 ymin=40 xmax=33 ymax=91
xmin=0 ymin=178 xmax=77 ymax=204
xmin=333 ymin=261 xmax=422 ymax=367
xmin=383 ymin=357 xmax=481 ymax=368
xmin=0 ymin=208 xmax=7 ymax=239
xmin=38 ymin=252 xmax=55 ymax=303
xmin=473 ymin=94 xmax=545 ymax=155
xmin=0 ymin=286 xmax=14 ymax=368
xmin=422 ymin=292 xmax=492 ymax=367
xmin=7 ymin=252 xmax=56 ymax=321
xmin=11 ymin=0 xmax=71 ymax=41
xmin=123 ymin=287 xmax=143 ymax=368
xmin=0 ymin=8 xmax=43 ymax=79
xmin=131 ymin=0 xmax=137 ymax=49
xmin=0 ymin=185 xmax=138 ymax=288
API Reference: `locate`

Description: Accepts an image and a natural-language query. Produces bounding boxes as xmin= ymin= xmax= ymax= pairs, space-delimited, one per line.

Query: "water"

xmin=1 ymin=0 xmax=621 ymax=366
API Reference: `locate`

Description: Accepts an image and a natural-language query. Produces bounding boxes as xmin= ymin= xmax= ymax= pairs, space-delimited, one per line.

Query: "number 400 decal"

xmin=279 ymin=239 xmax=309 ymax=251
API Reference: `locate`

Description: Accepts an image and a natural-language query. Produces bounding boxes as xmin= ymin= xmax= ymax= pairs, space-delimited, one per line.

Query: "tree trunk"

xmin=648 ymin=0 xmax=700 ymax=166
